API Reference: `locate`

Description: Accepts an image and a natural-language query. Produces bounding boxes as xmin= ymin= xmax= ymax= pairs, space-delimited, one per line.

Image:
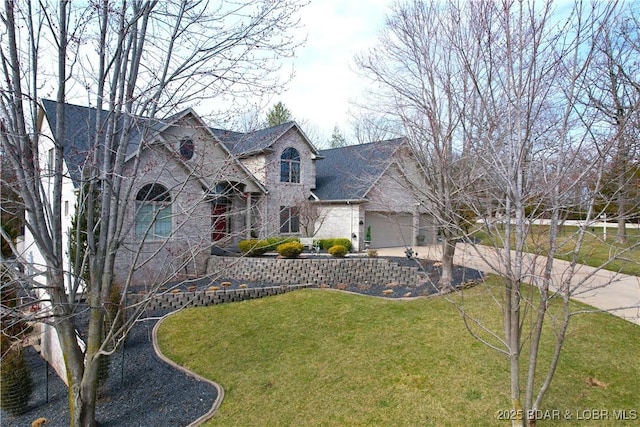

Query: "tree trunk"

xmin=54 ymin=319 xmax=91 ymax=427
xmin=616 ymin=174 xmax=627 ymax=243
xmin=507 ymin=278 xmax=524 ymax=427
xmin=439 ymin=235 xmax=456 ymax=289
xmin=75 ymin=367 xmax=100 ymax=427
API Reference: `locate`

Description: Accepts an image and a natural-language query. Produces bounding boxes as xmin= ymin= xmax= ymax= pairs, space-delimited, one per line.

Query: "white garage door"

xmin=365 ymin=212 xmax=414 ymax=248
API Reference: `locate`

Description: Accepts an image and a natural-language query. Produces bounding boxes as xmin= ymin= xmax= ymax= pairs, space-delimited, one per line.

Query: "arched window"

xmin=280 ymin=147 xmax=300 ymax=183
xmin=135 ymin=184 xmax=172 ymax=238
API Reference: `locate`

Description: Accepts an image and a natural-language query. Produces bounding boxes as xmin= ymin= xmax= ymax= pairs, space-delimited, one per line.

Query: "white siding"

xmin=313 ymin=204 xmax=365 ymax=251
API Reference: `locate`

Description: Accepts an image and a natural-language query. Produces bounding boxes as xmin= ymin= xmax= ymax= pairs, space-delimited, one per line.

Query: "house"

xmin=212 ymin=123 xmax=436 ymax=250
xmin=21 ymin=100 xmax=436 ymax=286
xmin=314 ymin=141 xmax=436 ymax=249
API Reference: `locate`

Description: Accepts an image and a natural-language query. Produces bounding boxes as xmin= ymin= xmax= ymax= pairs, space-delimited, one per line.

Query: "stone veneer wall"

xmin=206 ymin=256 xmax=425 ymax=287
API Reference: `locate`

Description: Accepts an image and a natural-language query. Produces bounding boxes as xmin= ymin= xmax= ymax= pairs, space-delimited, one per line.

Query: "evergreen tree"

xmin=265 ymin=101 xmax=292 ymax=127
xmin=328 ymin=125 xmax=347 ymax=148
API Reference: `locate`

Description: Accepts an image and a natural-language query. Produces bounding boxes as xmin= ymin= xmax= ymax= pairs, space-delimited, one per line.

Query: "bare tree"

xmin=356 ymin=0 xmax=480 ymax=287
xmin=348 ymin=111 xmax=401 ymax=146
xmin=450 ymin=2 xmax=635 ymax=426
xmin=585 ymin=18 xmax=640 ymax=243
xmin=297 ymin=200 xmax=328 ymax=238
xmin=359 ymin=1 xmax=637 ymax=426
xmin=0 ymin=1 xmax=304 ymax=425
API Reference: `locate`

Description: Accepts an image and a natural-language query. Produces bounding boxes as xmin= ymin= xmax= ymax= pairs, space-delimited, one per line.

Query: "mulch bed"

xmin=3 ymin=256 xmax=483 ymax=426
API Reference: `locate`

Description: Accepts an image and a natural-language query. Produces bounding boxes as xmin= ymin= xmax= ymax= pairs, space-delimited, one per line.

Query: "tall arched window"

xmin=135 ymin=184 xmax=172 ymax=238
xmin=280 ymin=147 xmax=300 ymax=183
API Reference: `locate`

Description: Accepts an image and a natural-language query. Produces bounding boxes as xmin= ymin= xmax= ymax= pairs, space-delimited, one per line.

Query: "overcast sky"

xmin=275 ymin=0 xmax=393 ymax=144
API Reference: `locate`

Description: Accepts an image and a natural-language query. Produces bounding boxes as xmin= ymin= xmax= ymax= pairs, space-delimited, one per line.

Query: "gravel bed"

xmin=2 ymin=312 xmax=216 ymax=427
xmin=2 ymin=256 xmax=482 ymax=426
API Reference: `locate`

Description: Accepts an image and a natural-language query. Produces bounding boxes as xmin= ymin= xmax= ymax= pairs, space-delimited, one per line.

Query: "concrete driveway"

xmin=376 ymin=244 xmax=640 ymax=326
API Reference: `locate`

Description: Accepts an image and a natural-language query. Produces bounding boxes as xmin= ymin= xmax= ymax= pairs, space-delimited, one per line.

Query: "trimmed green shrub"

xmin=277 ymin=241 xmax=304 ymax=259
xmin=266 ymin=236 xmax=297 ymax=249
xmin=332 ymin=238 xmax=352 ymax=251
xmin=318 ymin=238 xmax=352 ymax=251
xmin=328 ymin=245 xmax=348 ymax=258
xmin=317 ymin=239 xmax=334 ymax=250
xmin=238 ymin=239 xmax=270 ymax=256
xmin=0 ymin=339 xmax=32 ymax=417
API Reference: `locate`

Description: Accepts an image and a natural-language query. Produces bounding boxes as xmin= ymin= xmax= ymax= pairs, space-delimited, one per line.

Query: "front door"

xmin=212 ymin=203 xmax=229 ymax=242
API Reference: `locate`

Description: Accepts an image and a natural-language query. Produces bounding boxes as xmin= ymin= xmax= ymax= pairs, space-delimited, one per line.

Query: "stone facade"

xmin=249 ymin=127 xmax=319 ymax=238
xmin=113 ymin=114 xmax=264 ymax=285
xmin=313 ymin=204 xmax=364 ymax=249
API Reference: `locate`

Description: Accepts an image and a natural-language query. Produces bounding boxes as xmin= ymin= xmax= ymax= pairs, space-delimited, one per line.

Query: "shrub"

xmin=266 ymin=236 xmax=297 ymax=248
xmin=367 ymin=249 xmax=378 ymax=258
xmin=99 ymin=284 xmax=124 ymax=390
xmin=0 ymin=339 xmax=32 ymax=417
xmin=238 ymin=239 xmax=270 ymax=256
xmin=318 ymin=238 xmax=352 ymax=251
xmin=277 ymin=241 xmax=304 ymax=259
xmin=317 ymin=238 xmax=334 ymax=250
xmin=333 ymin=238 xmax=352 ymax=251
xmin=328 ymin=245 xmax=348 ymax=258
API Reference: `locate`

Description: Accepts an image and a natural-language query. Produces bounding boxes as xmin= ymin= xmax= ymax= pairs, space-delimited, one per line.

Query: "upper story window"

xmin=280 ymin=147 xmax=300 ymax=183
xmin=135 ymin=183 xmax=172 ymax=239
xmin=179 ymin=138 xmax=194 ymax=160
xmin=47 ymin=148 xmax=55 ymax=175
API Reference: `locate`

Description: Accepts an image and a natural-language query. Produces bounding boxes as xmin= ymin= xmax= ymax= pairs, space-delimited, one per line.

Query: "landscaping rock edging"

xmin=152 ymin=312 xmax=225 ymax=427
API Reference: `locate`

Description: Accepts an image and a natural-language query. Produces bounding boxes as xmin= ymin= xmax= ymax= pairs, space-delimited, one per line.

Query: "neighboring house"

xmin=21 ymin=100 xmax=435 ymax=286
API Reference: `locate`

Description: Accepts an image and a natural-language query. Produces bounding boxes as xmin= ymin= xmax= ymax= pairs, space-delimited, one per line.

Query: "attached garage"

xmin=365 ymin=212 xmax=415 ymax=248
xmin=314 ymin=139 xmax=437 ymax=251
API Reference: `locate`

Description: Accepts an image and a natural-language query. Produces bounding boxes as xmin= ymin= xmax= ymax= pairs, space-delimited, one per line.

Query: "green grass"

xmin=474 ymin=225 xmax=640 ymax=276
xmin=156 ymin=283 xmax=640 ymax=426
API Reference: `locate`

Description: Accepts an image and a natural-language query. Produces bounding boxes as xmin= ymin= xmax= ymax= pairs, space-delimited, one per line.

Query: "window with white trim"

xmin=135 ymin=184 xmax=172 ymax=239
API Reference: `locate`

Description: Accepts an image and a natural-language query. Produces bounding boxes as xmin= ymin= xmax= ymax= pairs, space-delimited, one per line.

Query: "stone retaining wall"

xmin=126 ymin=257 xmax=425 ymax=312
xmin=206 ymin=256 xmax=425 ymax=286
xmin=127 ymin=284 xmax=313 ymax=312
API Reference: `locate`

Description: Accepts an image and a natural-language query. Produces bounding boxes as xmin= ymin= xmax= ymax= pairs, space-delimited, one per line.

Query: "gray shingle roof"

xmin=314 ymin=138 xmax=405 ymax=201
xmin=41 ymin=100 xmax=406 ymax=203
xmin=211 ymin=121 xmax=298 ymax=156
xmin=41 ymin=99 xmax=162 ymax=186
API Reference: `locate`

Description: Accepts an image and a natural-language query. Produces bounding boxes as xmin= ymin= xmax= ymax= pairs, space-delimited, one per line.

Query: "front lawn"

xmin=474 ymin=225 xmax=640 ymax=276
xmin=156 ymin=283 xmax=640 ymax=426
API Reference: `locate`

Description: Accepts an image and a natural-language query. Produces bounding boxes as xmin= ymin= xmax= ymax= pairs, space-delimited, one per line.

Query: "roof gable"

xmin=39 ymin=100 xmax=266 ymax=194
xmin=314 ymin=138 xmax=406 ymax=201
xmin=213 ymin=121 xmax=319 ymax=157
xmin=41 ymin=99 xmax=165 ymax=186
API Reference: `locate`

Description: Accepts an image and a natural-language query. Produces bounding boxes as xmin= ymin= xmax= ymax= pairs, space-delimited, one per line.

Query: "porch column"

xmin=245 ymin=193 xmax=252 ymax=239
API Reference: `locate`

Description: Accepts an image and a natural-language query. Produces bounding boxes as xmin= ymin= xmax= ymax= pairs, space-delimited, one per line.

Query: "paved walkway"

xmin=376 ymin=244 xmax=640 ymax=326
